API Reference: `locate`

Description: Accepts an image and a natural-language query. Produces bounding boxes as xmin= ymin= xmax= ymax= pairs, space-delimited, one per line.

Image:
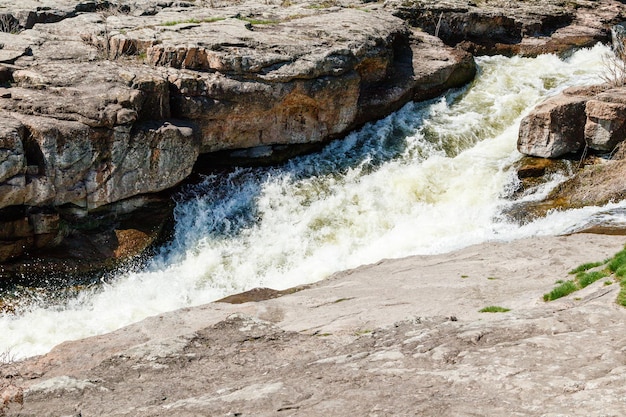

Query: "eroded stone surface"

xmin=388 ymin=0 xmax=625 ymax=56
xmin=2 ymin=234 xmax=626 ymax=416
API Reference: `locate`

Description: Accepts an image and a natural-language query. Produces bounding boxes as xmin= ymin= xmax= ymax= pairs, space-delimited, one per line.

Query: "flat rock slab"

xmin=3 ymin=233 xmax=626 ymax=416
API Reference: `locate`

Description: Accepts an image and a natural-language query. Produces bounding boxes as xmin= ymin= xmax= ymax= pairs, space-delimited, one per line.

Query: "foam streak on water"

xmin=2 ymin=44 xmax=624 ymax=359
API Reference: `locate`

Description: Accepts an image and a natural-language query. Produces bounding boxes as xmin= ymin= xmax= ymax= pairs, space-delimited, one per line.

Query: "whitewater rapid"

xmin=2 ymin=43 xmax=625 ymax=359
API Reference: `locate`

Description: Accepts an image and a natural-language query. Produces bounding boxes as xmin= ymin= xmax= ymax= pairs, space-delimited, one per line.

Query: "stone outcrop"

xmin=517 ymin=85 xmax=626 ymax=158
xmin=515 ymin=83 xmax=626 ymax=218
xmin=585 ymin=88 xmax=626 ymax=151
xmin=387 ymin=0 xmax=625 ymax=56
xmin=517 ymin=90 xmax=590 ymax=158
xmin=0 ymin=0 xmax=477 ymax=268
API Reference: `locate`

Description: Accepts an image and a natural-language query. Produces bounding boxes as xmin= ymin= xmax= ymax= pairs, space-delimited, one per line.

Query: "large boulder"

xmin=517 ymin=89 xmax=591 ymax=158
xmin=518 ymin=85 xmax=626 ymax=158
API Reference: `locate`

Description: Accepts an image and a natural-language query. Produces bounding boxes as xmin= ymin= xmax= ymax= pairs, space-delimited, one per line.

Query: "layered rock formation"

xmin=388 ymin=0 xmax=625 ymax=56
xmin=0 ymin=0 xmax=477 ymax=270
xmin=516 ymin=84 xmax=626 ymax=213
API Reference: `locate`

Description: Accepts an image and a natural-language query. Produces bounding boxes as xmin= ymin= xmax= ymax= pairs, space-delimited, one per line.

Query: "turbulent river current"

xmin=3 ymin=43 xmax=626 ymax=359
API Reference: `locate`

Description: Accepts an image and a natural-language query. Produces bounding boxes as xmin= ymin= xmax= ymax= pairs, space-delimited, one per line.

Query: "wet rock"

xmin=0 ymin=195 xmax=174 ymax=286
xmin=216 ymin=286 xmax=309 ymax=304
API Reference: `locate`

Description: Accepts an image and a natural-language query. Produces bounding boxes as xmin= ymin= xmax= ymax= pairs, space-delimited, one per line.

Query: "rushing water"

xmin=3 ymin=43 xmax=626 ymax=359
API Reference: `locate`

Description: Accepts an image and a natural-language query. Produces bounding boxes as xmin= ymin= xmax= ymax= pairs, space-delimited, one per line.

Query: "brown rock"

xmin=517 ymin=93 xmax=587 ymax=158
xmin=585 ymin=88 xmax=626 ymax=152
xmin=388 ymin=0 xmax=623 ymax=57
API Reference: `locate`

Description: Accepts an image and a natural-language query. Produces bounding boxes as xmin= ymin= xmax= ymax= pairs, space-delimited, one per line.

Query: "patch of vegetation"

xmin=543 ymin=280 xmax=577 ymax=301
xmin=460 ymin=275 xmax=468 ymax=279
xmin=544 ymin=243 xmax=626 ymax=305
xmin=577 ymin=270 xmax=608 ymax=288
xmin=487 ymin=276 xmax=497 ymax=280
xmin=607 ymin=248 xmax=626 ymax=273
xmin=479 ymin=306 xmax=510 ymax=313
xmin=617 ymin=278 xmax=626 ymax=307
xmin=569 ymin=261 xmax=604 ymax=275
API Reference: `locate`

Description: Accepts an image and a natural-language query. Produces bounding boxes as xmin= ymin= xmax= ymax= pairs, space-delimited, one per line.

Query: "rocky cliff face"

xmin=388 ymin=0 xmax=624 ymax=56
xmin=516 ymin=83 xmax=626 ymax=214
xmin=0 ymin=0 xmax=477 ymax=270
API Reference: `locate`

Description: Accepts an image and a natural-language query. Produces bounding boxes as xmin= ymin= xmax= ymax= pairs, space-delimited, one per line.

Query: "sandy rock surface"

xmin=2 ymin=233 xmax=626 ymax=416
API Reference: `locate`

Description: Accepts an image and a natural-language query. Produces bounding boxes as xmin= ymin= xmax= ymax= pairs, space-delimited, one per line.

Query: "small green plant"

xmin=479 ymin=306 xmax=510 ymax=313
xmin=545 ymin=243 xmax=626 ymax=305
xmin=543 ymin=280 xmax=577 ymax=301
xmin=487 ymin=276 xmax=497 ymax=280
xmin=569 ymin=261 xmax=604 ymax=275
xmin=460 ymin=275 xmax=468 ymax=279
xmin=577 ymin=270 xmax=609 ymax=288
xmin=608 ymin=248 xmax=626 ymax=272
xmin=617 ymin=278 xmax=626 ymax=306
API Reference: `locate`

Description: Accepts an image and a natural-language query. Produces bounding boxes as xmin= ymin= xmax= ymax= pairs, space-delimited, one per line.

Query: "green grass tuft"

xmin=608 ymin=248 xmax=626 ymax=273
xmin=479 ymin=306 xmax=510 ymax=313
xmin=543 ymin=280 xmax=577 ymax=302
xmin=548 ymin=243 xmax=626 ymax=307
xmin=569 ymin=261 xmax=604 ymax=275
xmin=577 ymin=270 xmax=609 ymax=288
xmin=618 ymin=278 xmax=626 ymax=307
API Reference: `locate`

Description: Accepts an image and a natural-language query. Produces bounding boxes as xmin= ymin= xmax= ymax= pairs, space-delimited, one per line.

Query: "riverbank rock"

xmin=0 ymin=0 xmax=477 ymax=269
xmin=517 ymin=84 xmax=626 ymax=158
xmin=2 ymin=234 xmax=626 ymax=416
xmin=514 ymin=83 xmax=626 ymax=217
xmin=388 ymin=0 xmax=625 ymax=56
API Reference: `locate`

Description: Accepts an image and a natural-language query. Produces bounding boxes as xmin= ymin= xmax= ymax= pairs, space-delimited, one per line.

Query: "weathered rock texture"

xmin=518 ymin=84 xmax=626 ymax=158
xmin=2 ymin=233 xmax=626 ymax=416
xmin=0 ymin=0 xmax=477 ymax=267
xmin=388 ymin=0 xmax=626 ymax=56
